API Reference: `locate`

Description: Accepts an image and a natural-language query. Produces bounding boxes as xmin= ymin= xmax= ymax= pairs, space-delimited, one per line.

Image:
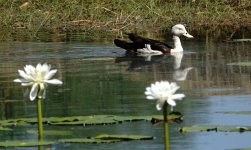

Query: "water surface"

xmin=0 ymin=40 xmax=251 ymax=150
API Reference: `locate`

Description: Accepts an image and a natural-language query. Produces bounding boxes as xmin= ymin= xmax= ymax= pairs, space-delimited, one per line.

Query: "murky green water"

xmin=0 ymin=40 xmax=251 ymax=150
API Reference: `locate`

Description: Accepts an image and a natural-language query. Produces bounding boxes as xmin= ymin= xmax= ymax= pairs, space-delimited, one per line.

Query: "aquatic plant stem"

xmin=37 ymin=98 xmax=43 ymax=141
xmin=163 ymin=102 xmax=170 ymax=150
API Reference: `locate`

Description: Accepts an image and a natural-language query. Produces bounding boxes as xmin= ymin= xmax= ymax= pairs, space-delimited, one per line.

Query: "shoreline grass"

xmin=0 ymin=0 xmax=250 ymax=42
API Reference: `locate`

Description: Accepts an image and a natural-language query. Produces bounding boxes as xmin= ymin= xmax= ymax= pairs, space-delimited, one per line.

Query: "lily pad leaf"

xmin=151 ymin=112 xmax=183 ymax=124
xmin=95 ymin=134 xmax=154 ymax=140
xmin=0 ymin=114 xmax=182 ymax=127
xmin=0 ymin=126 xmax=12 ymax=131
xmin=179 ymin=125 xmax=218 ymax=132
xmin=59 ymin=134 xmax=153 ymax=144
xmin=0 ymin=134 xmax=154 ymax=147
xmin=59 ymin=138 xmax=120 ymax=143
xmin=179 ymin=125 xmax=251 ymax=133
xmin=0 ymin=140 xmax=55 ymax=147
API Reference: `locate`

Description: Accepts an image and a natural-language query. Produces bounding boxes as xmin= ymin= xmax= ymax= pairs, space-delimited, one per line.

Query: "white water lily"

xmin=145 ymin=81 xmax=185 ymax=111
xmin=14 ymin=63 xmax=63 ymax=101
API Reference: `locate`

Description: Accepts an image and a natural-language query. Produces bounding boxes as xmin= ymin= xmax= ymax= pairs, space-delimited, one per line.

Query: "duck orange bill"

xmin=183 ymin=32 xmax=194 ymax=38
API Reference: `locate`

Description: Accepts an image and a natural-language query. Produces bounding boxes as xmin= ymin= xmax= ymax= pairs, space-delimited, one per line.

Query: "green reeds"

xmin=0 ymin=0 xmax=250 ymax=41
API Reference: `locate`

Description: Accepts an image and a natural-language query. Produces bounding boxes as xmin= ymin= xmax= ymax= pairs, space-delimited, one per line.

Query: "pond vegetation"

xmin=0 ymin=0 xmax=250 ymax=41
xmin=0 ymin=1 xmax=251 ymax=150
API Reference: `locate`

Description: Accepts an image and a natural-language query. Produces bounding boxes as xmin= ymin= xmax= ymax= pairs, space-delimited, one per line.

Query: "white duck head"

xmin=172 ymin=24 xmax=193 ymax=38
xmin=171 ymin=24 xmax=193 ymax=53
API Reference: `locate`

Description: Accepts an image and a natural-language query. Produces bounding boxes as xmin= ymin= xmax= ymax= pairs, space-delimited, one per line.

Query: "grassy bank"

xmin=0 ymin=0 xmax=250 ymax=41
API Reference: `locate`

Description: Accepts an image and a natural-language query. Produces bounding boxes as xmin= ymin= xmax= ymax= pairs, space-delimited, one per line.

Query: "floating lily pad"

xmin=179 ymin=125 xmax=251 ymax=133
xmin=95 ymin=134 xmax=154 ymax=140
xmin=0 ymin=114 xmax=182 ymax=127
xmin=151 ymin=112 xmax=183 ymax=125
xmin=227 ymin=62 xmax=251 ymax=66
xmin=59 ymin=138 xmax=119 ymax=143
xmin=59 ymin=134 xmax=153 ymax=144
xmin=0 ymin=126 xmax=12 ymax=131
xmin=0 ymin=140 xmax=55 ymax=147
xmin=0 ymin=134 xmax=153 ymax=147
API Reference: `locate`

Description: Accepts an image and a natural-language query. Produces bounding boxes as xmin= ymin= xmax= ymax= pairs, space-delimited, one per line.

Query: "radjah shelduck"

xmin=114 ymin=24 xmax=194 ymax=54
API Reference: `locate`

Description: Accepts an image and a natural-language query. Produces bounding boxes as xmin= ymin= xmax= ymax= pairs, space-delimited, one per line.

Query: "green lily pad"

xmin=151 ymin=112 xmax=183 ymax=124
xmin=0 ymin=134 xmax=153 ymax=147
xmin=59 ymin=134 xmax=153 ymax=144
xmin=0 ymin=126 xmax=12 ymax=131
xmin=0 ymin=114 xmax=182 ymax=127
xmin=179 ymin=125 xmax=251 ymax=133
xmin=95 ymin=134 xmax=154 ymax=140
xmin=227 ymin=62 xmax=251 ymax=66
xmin=0 ymin=140 xmax=55 ymax=147
xmin=59 ymin=138 xmax=119 ymax=143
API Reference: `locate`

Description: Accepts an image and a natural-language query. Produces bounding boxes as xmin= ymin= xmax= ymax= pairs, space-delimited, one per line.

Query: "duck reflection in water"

xmin=115 ymin=52 xmax=193 ymax=81
xmin=171 ymin=52 xmax=194 ymax=81
xmin=115 ymin=52 xmax=170 ymax=70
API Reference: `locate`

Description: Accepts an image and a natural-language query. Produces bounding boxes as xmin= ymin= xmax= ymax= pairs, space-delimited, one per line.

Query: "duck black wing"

xmin=114 ymin=39 xmax=138 ymax=52
xmin=114 ymin=33 xmax=172 ymax=53
xmin=127 ymin=33 xmax=172 ymax=53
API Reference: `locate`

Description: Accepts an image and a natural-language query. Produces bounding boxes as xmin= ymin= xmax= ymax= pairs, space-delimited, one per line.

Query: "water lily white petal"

xmin=167 ymin=98 xmax=176 ymax=106
xmin=146 ymin=95 xmax=155 ymax=100
xmin=145 ymin=91 xmax=152 ymax=95
xmin=18 ymin=70 xmax=34 ymax=81
xmin=14 ymin=78 xmax=28 ymax=83
xmin=21 ymin=82 xmax=33 ymax=86
xmin=24 ymin=65 xmax=35 ymax=74
xmin=44 ymin=69 xmax=57 ymax=80
xmin=39 ymin=83 xmax=45 ymax=91
xmin=36 ymin=63 xmax=42 ymax=71
xmin=40 ymin=90 xmax=46 ymax=99
xmin=38 ymin=88 xmax=45 ymax=99
xmin=144 ymin=81 xmax=185 ymax=111
xmin=30 ymin=83 xmax=39 ymax=101
xmin=40 ymin=63 xmax=51 ymax=74
xmin=156 ymin=100 xmax=165 ymax=110
xmin=42 ymin=63 xmax=51 ymax=71
xmin=172 ymin=94 xmax=185 ymax=100
xmin=14 ymin=63 xmax=63 ymax=101
xmin=44 ymin=79 xmax=63 ymax=85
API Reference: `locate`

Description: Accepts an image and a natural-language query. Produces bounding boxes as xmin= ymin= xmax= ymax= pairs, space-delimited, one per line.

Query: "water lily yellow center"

xmin=36 ymin=74 xmax=44 ymax=83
